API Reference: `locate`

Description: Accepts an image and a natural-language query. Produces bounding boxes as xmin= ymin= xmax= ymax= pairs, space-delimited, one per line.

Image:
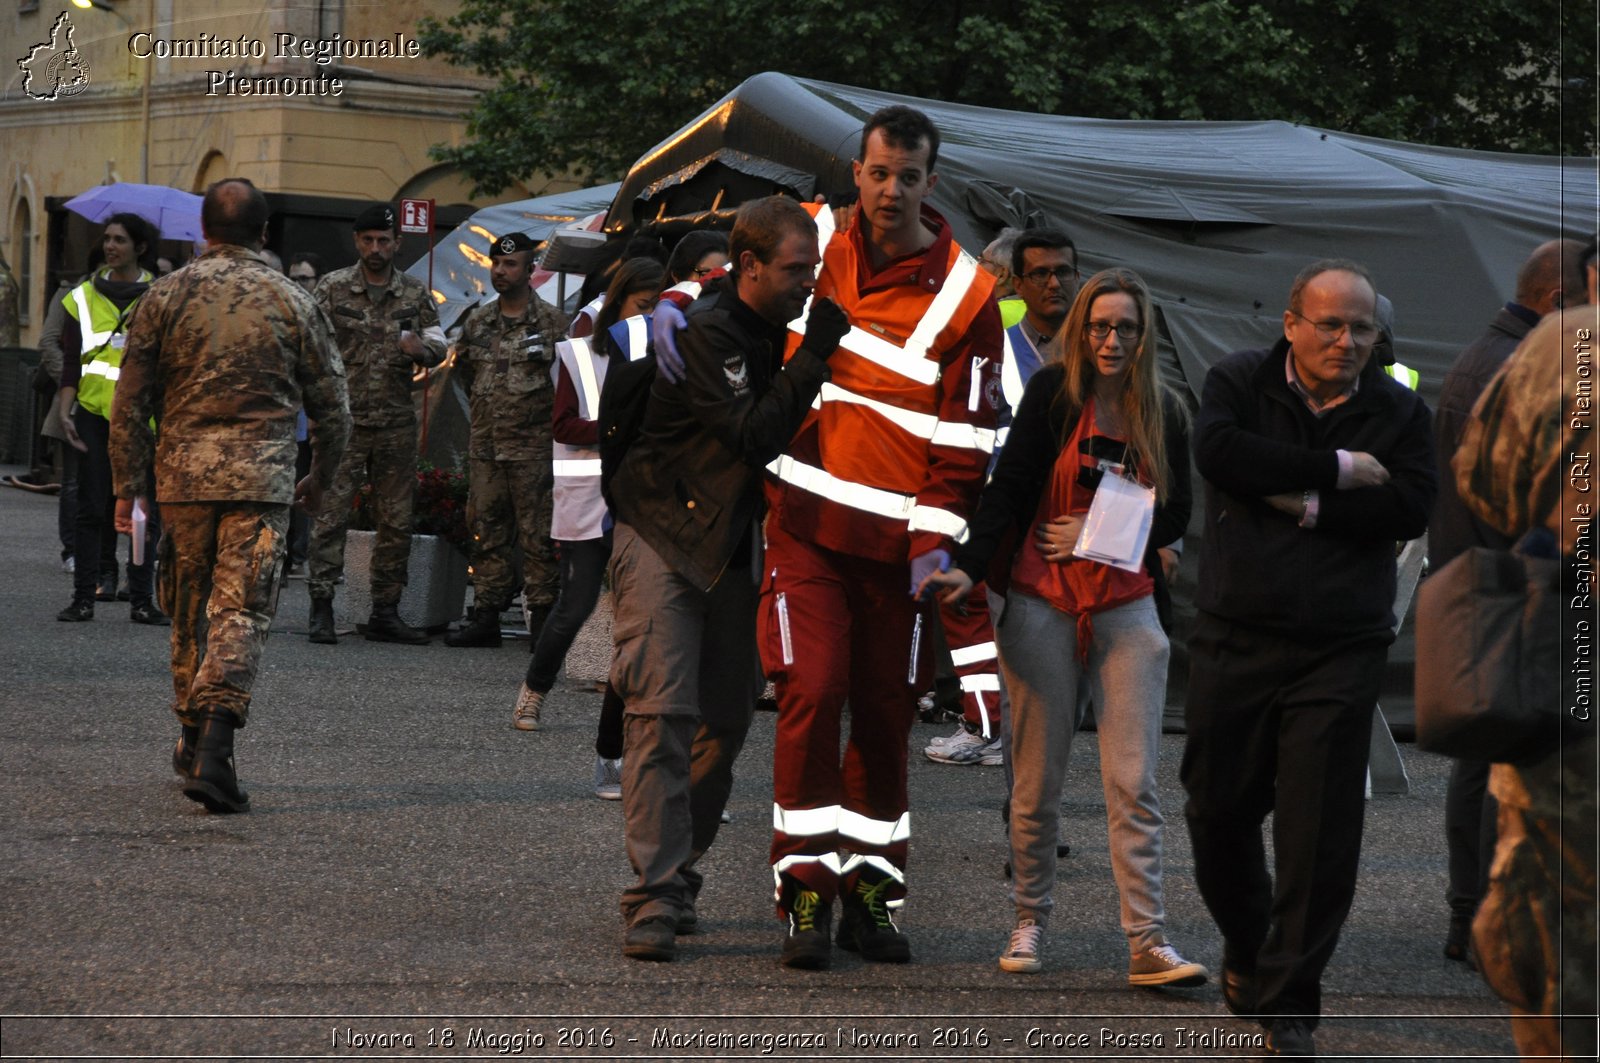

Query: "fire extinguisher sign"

xmin=399 ymin=198 xmax=433 ymax=235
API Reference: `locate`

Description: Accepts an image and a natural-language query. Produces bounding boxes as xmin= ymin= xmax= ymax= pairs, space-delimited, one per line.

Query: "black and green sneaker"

xmin=778 ymin=875 xmax=832 ymax=970
xmin=837 ymin=868 xmax=911 ymax=963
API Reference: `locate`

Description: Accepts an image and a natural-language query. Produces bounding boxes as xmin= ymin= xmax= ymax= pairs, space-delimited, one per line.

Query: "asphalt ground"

xmin=0 ymin=465 xmax=1518 ymax=1062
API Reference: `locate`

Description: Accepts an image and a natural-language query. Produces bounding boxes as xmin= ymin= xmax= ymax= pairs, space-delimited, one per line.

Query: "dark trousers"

xmin=1445 ymin=758 xmax=1497 ymax=918
xmin=1181 ymin=611 xmax=1388 ymax=1023
xmin=525 ymin=535 xmax=611 ymax=693
xmin=71 ymin=408 xmax=157 ymax=605
xmin=287 ymin=439 xmax=312 ymax=566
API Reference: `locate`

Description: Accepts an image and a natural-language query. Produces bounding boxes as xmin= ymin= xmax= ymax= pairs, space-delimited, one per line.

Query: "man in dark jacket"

xmin=1181 ymin=260 xmax=1436 ymax=1058
xmin=608 ymin=196 xmax=848 ymax=962
xmin=1429 ymin=238 xmax=1587 ymax=965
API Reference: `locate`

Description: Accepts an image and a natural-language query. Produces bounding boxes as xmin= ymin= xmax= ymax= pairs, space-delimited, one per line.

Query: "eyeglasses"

xmin=1020 ymin=266 xmax=1078 ymax=286
xmin=1085 ymin=321 xmax=1141 ymax=342
xmin=1290 ymin=310 xmax=1379 ymax=344
xmin=689 ymin=265 xmax=719 ymax=279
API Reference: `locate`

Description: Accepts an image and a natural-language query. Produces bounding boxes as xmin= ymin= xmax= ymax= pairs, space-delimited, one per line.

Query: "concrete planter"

xmin=335 ymin=530 xmax=468 ymax=633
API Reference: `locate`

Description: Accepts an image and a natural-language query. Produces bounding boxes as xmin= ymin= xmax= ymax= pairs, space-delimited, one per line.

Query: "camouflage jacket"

xmin=110 ymin=244 xmax=352 ymax=504
xmin=315 ymin=264 xmax=446 ymax=429
xmin=454 ymin=295 xmax=568 ymax=461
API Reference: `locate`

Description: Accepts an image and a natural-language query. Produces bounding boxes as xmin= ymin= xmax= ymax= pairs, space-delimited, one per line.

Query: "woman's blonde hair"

xmin=1048 ymin=267 xmax=1185 ymax=502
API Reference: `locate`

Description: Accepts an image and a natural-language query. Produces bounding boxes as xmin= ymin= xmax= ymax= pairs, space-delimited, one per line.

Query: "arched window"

xmin=12 ymin=199 xmax=32 ymax=325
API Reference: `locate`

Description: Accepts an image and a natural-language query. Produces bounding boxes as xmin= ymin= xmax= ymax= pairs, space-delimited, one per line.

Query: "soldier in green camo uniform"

xmin=1455 ymin=289 xmax=1598 ymax=1061
xmin=306 ymin=203 xmax=447 ymax=645
xmin=443 ymin=231 xmax=569 ymax=648
xmin=109 ymin=178 xmax=351 ymax=814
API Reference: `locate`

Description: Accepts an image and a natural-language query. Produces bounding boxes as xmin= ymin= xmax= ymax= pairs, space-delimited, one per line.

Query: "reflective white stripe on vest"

xmin=1000 ymin=328 xmax=1024 ymax=411
xmin=960 ymin=674 xmax=1002 ymax=694
xmin=950 ymin=641 xmax=997 ymax=668
xmin=767 ymin=455 xmax=915 ymax=522
xmin=812 ymin=384 xmax=992 ymax=454
xmin=905 ymin=249 xmax=978 ymax=360
xmin=567 ymin=336 xmax=602 ymax=419
xmin=82 ymin=361 xmax=121 ymax=381
xmin=772 ymin=802 xmax=840 ymax=837
xmin=907 ymin=504 xmax=966 ymax=539
xmin=930 ymin=419 xmax=995 ymax=453
xmin=788 ymin=212 xmax=972 ymax=389
xmin=71 ymin=287 xmax=115 ymax=351
xmin=837 ymin=809 xmax=910 ymax=847
xmin=811 ymin=203 xmax=836 ymax=274
xmin=624 ymin=316 xmax=650 ymax=362
xmin=552 ymin=459 xmax=602 ymax=477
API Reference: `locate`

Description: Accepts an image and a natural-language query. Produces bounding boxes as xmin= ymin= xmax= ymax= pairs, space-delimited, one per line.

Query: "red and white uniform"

xmin=762 ymin=202 xmax=1003 ymax=903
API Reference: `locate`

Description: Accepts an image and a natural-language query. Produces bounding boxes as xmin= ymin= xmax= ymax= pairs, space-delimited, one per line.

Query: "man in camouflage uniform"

xmin=443 ymin=231 xmax=568 ymax=648
xmin=1456 ymin=288 xmax=1597 ymax=1062
xmin=109 ymin=178 xmax=350 ymax=814
xmin=307 ymin=203 xmax=447 ymax=644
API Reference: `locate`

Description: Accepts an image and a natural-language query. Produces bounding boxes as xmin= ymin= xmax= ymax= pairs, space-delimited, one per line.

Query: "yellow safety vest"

xmin=1385 ymin=361 xmax=1419 ymax=390
xmin=63 ymin=269 xmax=152 ymax=419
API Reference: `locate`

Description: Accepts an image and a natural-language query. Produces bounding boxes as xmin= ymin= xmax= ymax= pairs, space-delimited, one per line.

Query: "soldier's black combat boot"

xmin=308 ymin=597 xmax=337 ymax=644
xmin=172 ymin=721 xmax=199 ymax=777
xmin=365 ymin=602 xmax=429 ymax=644
xmin=182 ymin=710 xmax=249 ymax=814
xmin=444 ymin=605 xmax=502 ymax=648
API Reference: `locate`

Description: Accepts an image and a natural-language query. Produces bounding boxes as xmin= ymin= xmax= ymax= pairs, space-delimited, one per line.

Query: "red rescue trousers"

xmin=939 ymin=583 xmax=1001 ymax=737
xmin=761 ymin=519 xmax=935 ymax=903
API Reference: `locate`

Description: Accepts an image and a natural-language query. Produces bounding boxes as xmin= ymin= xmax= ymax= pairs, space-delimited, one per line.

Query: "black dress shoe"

xmin=1264 ymin=1017 xmax=1315 ymax=1057
xmin=57 ymin=599 xmax=94 ymax=622
xmin=1221 ymin=964 xmax=1259 ymax=1018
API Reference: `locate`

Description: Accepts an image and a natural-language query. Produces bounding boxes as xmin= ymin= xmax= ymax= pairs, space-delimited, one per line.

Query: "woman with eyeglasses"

xmin=917 ymin=268 xmax=1200 ymax=985
xmin=664 ymin=229 xmax=730 ymax=286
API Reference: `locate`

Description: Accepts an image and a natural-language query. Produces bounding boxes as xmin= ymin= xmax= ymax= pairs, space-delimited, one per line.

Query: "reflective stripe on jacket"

xmin=551 ymin=335 xmax=608 ymax=541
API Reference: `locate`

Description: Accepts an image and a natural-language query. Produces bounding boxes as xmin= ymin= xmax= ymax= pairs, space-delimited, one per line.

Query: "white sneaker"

xmin=512 ymin=684 xmax=544 ymax=731
xmin=1128 ymin=943 xmax=1208 ymax=987
xmin=926 ymin=723 xmax=970 ymax=749
xmin=999 ymin=920 xmax=1043 ymax=973
xmin=593 ymin=756 xmax=621 ymax=799
xmin=925 ymin=727 xmax=1002 ymax=765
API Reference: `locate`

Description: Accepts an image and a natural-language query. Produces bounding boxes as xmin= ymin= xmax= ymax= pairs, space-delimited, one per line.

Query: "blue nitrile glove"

xmin=651 ymin=302 xmax=688 ymax=384
xmin=909 ymin=548 xmax=951 ymax=599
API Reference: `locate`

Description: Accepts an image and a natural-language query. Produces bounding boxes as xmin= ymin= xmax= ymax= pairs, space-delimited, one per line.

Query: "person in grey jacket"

xmin=608 ymin=196 xmax=847 ymax=962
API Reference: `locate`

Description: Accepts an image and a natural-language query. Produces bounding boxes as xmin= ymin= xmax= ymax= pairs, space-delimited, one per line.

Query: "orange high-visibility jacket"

xmin=767 ymin=201 xmax=1004 ymax=564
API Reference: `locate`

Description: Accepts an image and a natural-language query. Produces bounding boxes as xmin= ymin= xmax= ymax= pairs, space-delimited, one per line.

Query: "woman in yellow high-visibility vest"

xmin=55 ymin=213 xmax=166 ymax=624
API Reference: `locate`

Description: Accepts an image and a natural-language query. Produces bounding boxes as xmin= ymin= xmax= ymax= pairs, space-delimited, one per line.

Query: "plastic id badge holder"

xmin=1072 ymin=473 xmax=1154 ymax=573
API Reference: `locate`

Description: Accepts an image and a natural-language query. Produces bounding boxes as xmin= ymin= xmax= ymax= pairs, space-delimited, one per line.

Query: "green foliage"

xmin=419 ymin=0 xmax=1595 ymax=196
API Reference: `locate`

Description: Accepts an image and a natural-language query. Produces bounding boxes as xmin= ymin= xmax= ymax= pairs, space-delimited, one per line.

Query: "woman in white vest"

xmin=514 ymin=257 xmax=669 ymax=796
xmin=54 ymin=213 xmax=166 ymax=625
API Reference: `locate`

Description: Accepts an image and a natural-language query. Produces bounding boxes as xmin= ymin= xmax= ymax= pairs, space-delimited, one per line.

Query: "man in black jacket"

xmin=1181 ymin=260 xmax=1436 ymax=1057
xmin=608 ymin=196 xmax=849 ymax=962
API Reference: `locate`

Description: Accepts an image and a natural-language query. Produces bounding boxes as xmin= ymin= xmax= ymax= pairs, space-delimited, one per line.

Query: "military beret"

xmin=352 ymin=204 xmax=396 ymax=233
xmin=491 ymin=231 xmax=538 ymax=256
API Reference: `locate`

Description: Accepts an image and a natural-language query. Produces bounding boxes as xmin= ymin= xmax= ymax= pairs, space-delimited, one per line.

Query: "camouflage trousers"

xmin=1474 ymin=794 xmax=1598 ymax=1060
xmin=309 ymin=423 xmax=415 ymax=607
xmin=159 ymin=501 xmax=290 ymax=728
xmin=467 ymin=456 xmax=557 ymax=612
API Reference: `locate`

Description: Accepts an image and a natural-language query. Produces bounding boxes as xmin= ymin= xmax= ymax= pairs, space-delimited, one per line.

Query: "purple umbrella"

xmin=64 ymin=182 xmax=204 ymax=243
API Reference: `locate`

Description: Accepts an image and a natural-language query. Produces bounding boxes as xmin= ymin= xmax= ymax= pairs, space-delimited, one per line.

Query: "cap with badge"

xmin=352 ymin=204 xmax=397 ymax=233
xmin=491 ymin=231 xmax=538 ymax=257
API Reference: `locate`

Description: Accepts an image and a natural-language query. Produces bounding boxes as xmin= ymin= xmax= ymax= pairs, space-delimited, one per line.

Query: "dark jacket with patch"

xmin=611 ymin=278 xmax=830 ymax=591
xmin=1194 ymin=339 xmax=1436 ymax=638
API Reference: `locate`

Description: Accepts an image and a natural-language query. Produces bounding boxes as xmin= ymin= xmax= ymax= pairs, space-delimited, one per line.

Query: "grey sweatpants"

xmin=998 ymin=590 xmax=1171 ymax=954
